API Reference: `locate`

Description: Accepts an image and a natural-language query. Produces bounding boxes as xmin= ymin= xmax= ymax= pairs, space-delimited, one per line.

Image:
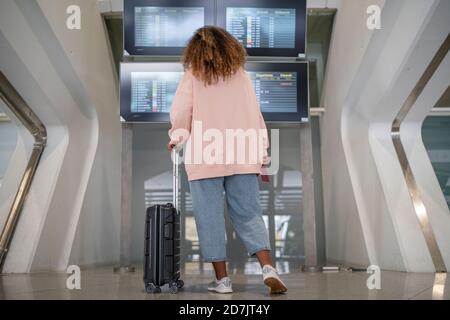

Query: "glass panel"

xmin=221 ymin=135 xmax=305 ymax=271
xmin=256 ymin=127 xmax=305 ymax=268
xmin=422 ymin=87 xmax=450 ymax=209
xmin=0 ymin=102 xmax=18 ymax=190
xmin=306 ymin=9 xmax=336 ymax=104
xmin=308 ymin=61 xmax=320 ymax=108
xmin=422 ymin=115 xmax=450 ymax=209
xmin=132 ymin=125 xmax=305 ymax=272
xmin=104 ymin=16 xmax=123 ymax=75
xmin=0 ymin=100 xmax=21 ymax=243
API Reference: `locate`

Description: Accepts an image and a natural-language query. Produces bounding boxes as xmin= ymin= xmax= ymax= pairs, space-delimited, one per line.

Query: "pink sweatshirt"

xmin=168 ymin=68 xmax=269 ymax=181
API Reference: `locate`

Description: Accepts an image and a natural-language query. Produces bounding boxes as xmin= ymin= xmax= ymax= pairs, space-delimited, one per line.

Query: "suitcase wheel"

xmin=169 ymin=281 xmax=179 ymax=294
xmin=176 ymin=279 xmax=184 ymax=289
xmin=145 ymin=283 xmax=161 ymax=294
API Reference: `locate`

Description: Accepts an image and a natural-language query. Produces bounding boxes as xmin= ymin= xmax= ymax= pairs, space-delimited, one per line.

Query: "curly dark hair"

xmin=182 ymin=26 xmax=247 ymax=86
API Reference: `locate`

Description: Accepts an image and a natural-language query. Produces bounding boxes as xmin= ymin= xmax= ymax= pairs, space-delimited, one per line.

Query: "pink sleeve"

xmin=168 ymin=71 xmax=193 ymax=146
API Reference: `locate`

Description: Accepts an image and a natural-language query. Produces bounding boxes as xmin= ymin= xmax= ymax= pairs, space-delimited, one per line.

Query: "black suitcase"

xmin=143 ymin=150 xmax=183 ymax=294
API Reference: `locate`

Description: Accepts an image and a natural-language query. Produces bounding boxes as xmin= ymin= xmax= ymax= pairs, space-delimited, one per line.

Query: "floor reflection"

xmin=1 ymin=267 xmax=448 ymax=300
xmin=432 ymin=273 xmax=448 ymax=300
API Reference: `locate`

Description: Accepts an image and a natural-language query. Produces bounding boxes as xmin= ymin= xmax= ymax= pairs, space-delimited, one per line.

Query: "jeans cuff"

xmin=248 ymin=246 xmax=271 ymax=258
xmin=203 ymin=257 xmax=227 ymax=263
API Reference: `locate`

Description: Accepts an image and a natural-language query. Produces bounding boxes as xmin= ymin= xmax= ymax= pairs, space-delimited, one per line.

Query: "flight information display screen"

xmin=249 ymin=72 xmax=297 ymax=113
xmin=134 ymin=7 xmax=204 ymax=48
xmin=124 ymin=0 xmax=215 ymax=56
xmin=130 ymin=72 xmax=183 ymax=113
xmin=226 ymin=8 xmax=296 ymax=49
xmin=120 ymin=62 xmax=308 ymax=122
xmin=216 ymin=0 xmax=306 ymax=57
xmin=129 ymin=71 xmax=297 ymax=114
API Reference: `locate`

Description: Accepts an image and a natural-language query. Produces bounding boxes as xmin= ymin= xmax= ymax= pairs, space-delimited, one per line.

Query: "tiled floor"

xmin=0 ymin=267 xmax=448 ymax=300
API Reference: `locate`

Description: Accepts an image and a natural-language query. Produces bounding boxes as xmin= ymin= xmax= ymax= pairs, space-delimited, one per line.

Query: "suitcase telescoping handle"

xmin=172 ymin=147 xmax=180 ymax=209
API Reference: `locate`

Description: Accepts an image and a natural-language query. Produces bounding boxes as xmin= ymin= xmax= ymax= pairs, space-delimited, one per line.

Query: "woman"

xmin=168 ymin=26 xmax=287 ymax=294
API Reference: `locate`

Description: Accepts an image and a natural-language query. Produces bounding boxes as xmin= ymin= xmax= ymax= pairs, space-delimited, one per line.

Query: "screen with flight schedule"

xmin=130 ymin=72 xmax=183 ymax=113
xmin=216 ymin=0 xmax=306 ymax=57
xmin=120 ymin=62 xmax=308 ymax=122
xmin=124 ymin=0 xmax=215 ymax=56
xmin=134 ymin=7 xmax=204 ymax=48
xmin=226 ymin=8 xmax=296 ymax=49
xmin=249 ymin=72 xmax=297 ymax=113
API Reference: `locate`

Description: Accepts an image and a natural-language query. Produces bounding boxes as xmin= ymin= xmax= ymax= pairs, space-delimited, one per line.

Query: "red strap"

xmin=261 ymin=167 xmax=270 ymax=183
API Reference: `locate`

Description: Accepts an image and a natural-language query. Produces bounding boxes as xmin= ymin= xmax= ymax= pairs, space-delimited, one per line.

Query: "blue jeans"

xmin=189 ymin=174 xmax=271 ymax=262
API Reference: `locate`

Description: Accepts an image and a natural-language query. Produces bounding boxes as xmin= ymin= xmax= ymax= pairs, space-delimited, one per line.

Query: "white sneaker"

xmin=208 ymin=277 xmax=233 ymax=294
xmin=262 ymin=265 xmax=288 ymax=294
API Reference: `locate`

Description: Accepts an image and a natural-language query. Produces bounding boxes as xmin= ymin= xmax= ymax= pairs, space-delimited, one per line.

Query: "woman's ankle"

xmin=212 ymin=261 xmax=228 ymax=280
xmin=255 ymin=250 xmax=273 ymax=267
xmin=215 ymin=274 xmax=228 ymax=281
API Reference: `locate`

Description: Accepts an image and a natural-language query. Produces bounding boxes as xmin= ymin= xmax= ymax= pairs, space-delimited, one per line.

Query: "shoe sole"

xmin=208 ymin=288 xmax=233 ymax=294
xmin=264 ymin=277 xmax=287 ymax=294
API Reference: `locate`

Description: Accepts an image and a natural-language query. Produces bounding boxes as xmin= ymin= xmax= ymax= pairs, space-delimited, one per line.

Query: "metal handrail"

xmin=0 ymin=71 xmax=47 ymax=272
xmin=391 ymin=33 xmax=450 ymax=273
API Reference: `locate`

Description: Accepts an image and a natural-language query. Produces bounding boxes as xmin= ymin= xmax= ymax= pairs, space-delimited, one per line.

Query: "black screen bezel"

xmin=120 ymin=62 xmax=309 ymax=123
xmin=216 ymin=0 xmax=306 ymax=57
xmin=124 ymin=0 xmax=215 ymax=56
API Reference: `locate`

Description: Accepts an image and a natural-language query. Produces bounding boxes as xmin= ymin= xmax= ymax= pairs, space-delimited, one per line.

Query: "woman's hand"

xmin=167 ymin=143 xmax=176 ymax=151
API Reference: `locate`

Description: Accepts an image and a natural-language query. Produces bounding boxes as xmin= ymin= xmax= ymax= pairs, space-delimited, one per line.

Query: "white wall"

xmin=320 ymin=0 xmax=376 ymax=268
xmin=0 ymin=0 xmax=121 ymax=272
xmin=322 ymin=0 xmax=450 ymax=271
